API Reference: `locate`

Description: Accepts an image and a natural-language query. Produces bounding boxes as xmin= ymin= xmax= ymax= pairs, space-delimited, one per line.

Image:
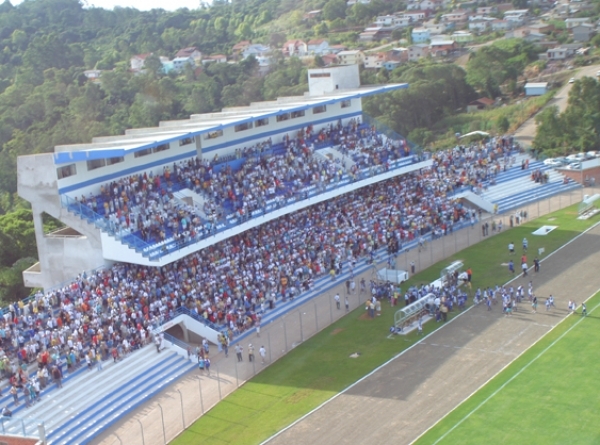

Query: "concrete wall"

xmin=18 ymin=154 xmax=106 ymax=290
xmin=561 ymin=166 xmax=600 ymax=186
xmin=307 ymin=65 xmax=361 ymax=96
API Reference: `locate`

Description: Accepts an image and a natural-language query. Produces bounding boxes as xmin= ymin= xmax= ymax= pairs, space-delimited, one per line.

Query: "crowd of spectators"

xmin=0 ymin=129 xmax=523 ymax=407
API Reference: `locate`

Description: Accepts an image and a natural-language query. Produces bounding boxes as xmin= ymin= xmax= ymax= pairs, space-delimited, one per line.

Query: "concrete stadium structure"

xmin=17 ymin=64 xmax=421 ymax=290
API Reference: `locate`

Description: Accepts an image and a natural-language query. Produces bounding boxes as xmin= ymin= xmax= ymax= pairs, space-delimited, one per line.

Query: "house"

xmin=387 ymin=47 xmax=409 ymax=63
xmin=329 ymin=44 xmax=347 ymax=54
xmin=412 ymin=28 xmax=431 ymax=43
xmin=375 ymin=15 xmax=396 ymax=26
xmin=402 ymin=10 xmax=429 ymax=22
xmin=452 ymin=31 xmax=474 ymax=43
xmin=441 ymin=11 xmax=468 ymax=24
xmin=430 ymin=40 xmax=457 ymax=55
xmin=476 ymin=6 xmax=497 ymax=14
xmin=374 ymin=15 xmax=411 ymax=28
xmin=491 ymin=19 xmax=513 ymax=31
xmin=364 ymin=52 xmax=386 ymax=69
xmin=528 ymin=23 xmax=553 ymax=34
xmin=383 ymin=61 xmax=401 ymax=70
xmin=546 ymin=47 xmax=568 ymax=60
xmin=242 ymin=44 xmax=271 ymax=60
xmin=283 ymin=40 xmax=308 ymax=57
xmin=572 ymin=24 xmax=594 ymax=42
xmin=320 ymin=54 xmax=338 ymax=66
xmin=423 ymin=22 xmax=447 ymax=35
xmin=469 ymin=20 xmax=490 ymax=32
xmin=337 ymin=50 xmax=364 ymax=65
xmin=359 ymin=27 xmax=391 ymax=42
xmin=175 ymin=47 xmax=202 ymax=64
xmin=524 ymin=32 xmax=546 ymax=43
xmin=304 ymin=10 xmax=322 ymax=19
xmin=201 ymin=54 xmax=227 ymax=65
xmin=565 ymin=17 xmax=591 ymax=29
xmin=232 ymin=41 xmax=251 ymax=58
xmin=130 ymin=53 xmax=151 ymax=71
xmin=466 ymin=97 xmax=495 ymax=112
xmin=307 ymin=39 xmax=331 ymax=55
xmin=504 ymin=9 xmax=529 ymax=24
xmin=524 ymin=82 xmax=548 ymax=96
xmin=83 ymin=69 xmax=102 ymax=82
xmin=408 ymin=43 xmax=430 ymax=61
xmin=170 ymin=56 xmax=195 ymax=72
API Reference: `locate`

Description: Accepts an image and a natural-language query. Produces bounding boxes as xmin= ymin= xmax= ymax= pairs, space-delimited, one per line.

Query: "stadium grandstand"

xmin=8 ymin=64 xmax=581 ymax=444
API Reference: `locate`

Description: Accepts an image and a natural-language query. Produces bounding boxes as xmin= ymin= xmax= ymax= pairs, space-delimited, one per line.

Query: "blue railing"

xmin=62 ymin=154 xmax=428 ymax=261
xmin=163 ymin=332 xmax=191 ymax=351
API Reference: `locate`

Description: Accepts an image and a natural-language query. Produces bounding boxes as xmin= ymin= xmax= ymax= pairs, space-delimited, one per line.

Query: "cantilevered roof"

xmin=53 ymin=84 xmax=408 ymax=165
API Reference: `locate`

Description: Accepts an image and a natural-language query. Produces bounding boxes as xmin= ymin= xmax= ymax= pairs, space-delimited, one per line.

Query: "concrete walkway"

xmin=90 ymin=184 xmax=593 ymax=445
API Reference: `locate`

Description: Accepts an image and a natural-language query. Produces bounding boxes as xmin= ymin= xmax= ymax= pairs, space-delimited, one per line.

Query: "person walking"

xmin=259 ymin=346 xmax=266 ymax=364
xmin=334 ymin=293 xmax=341 ymax=310
xmin=522 ymin=237 xmax=528 ymax=252
xmin=531 ymin=295 xmax=538 ymax=313
xmin=582 ymin=303 xmax=587 ymax=316
xmin=522 ymin=261 xmax=528 ymax=277
xmin=508 ymin=260 xmax=515 ymax=274
xmin=248 ymin=344 xmax=255 ymax=362
xmin=235 ymin=344 xmax=243 ymax=362
xmin=508 ymin=242 xmax=515 ymax=255
xmin=345 ymin=296 xmax=349 ymax=312
xmin=534 ymin=257 xmax=540 ymax=272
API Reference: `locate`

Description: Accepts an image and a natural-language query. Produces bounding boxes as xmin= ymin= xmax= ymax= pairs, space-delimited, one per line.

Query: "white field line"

xmin=423 ymin=289 xmax=600 ymax=445
xmin=261 ymin=220 xmax=600 ymax=445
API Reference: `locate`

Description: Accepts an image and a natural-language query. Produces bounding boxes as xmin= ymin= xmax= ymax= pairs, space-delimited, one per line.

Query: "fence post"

xmin=158 ymin=403 xmax=167 ymax=445
xmin=329 ymin=294 xmax=333 ymax=323
xmin=113 ymin=433 xmax=123 ymax=445
xmin=283 ymin=321 xmax=288 ymax=352
xmin=299 ymin=311 xmax=304 ymax=342
xmin=314 ymin=303 xmax=319 ymax=331
xmin=268 ymin=332 xmax=272 ymax=362
xmin=136 ymin=419 xmax=145 ymax=445
xmin=216 ymin=364 xmax=222 ymax=400
xmin=235 ymin=357 xmax=239 ymax=388
xmin=198 ymin=378 xmax=205 ymax=414
xmin=177 ymin=389 xmax=186 ymax=429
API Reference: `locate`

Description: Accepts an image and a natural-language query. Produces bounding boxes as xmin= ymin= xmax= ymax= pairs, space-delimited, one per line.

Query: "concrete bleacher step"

xmin=49 ymin=352 xmax=194 ymax=445
xmin=7 ymin=346 xmax=193 ymax=445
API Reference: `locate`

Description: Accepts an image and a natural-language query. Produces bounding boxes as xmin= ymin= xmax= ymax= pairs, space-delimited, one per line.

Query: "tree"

xmin=322 ymin=0 xmax=347 ymax=21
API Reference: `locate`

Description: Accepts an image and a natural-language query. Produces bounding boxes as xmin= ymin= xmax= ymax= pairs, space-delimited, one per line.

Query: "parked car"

xmin=585 ymin=151 xmax=598 ymax=159
xmin=566 ymin=162 xmax=582 ymax=170
xmin=569 ymin=78 xmax=575 ymax=84
xmin=543 ymin=158 xmax=563 ymax=166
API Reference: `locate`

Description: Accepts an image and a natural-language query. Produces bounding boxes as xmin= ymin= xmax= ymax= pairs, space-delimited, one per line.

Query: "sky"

xmin=13 ymin=0 xmax=203 ymax=11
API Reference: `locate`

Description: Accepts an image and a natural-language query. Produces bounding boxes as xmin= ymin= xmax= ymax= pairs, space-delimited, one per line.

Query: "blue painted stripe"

xmin=57 ymin=110 xmax=363 ymax=195
xmin=47 ymin=353 xmax=184 ymax=441
xmin=53 ymin=84 xmax=408 ymax=165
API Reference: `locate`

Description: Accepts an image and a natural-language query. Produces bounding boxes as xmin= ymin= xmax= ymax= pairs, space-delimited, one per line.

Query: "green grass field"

xmin=172 ymin=205 xmax=600 ymax=445
xmin=415 ymin=290 xmax=600 ymax=445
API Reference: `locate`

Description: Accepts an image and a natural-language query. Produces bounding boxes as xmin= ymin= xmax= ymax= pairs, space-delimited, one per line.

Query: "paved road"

xmin=265 ymin=219 xmax=600 ymax=445
xmin=514 ymin=64 xmax=600 ymax=149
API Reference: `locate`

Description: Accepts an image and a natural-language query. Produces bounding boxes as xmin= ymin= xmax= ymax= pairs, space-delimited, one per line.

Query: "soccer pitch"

xmin=414 ymin=290 xmax=600 ymax=445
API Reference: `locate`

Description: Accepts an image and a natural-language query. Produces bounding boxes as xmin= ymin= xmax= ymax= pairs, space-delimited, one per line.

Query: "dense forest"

xmin=0 ymin=0 xmax=587 ymax=301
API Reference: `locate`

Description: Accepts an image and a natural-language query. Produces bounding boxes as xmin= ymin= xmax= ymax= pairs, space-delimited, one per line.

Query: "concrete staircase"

xmin=0 ymin=345 xmax=195 ymax=445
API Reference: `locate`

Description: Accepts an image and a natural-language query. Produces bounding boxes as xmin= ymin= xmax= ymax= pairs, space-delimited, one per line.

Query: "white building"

xmin=336 ymin=50 xmax=365 ymax=66
xmin=17 ymin=67 xmax=412 ymax=289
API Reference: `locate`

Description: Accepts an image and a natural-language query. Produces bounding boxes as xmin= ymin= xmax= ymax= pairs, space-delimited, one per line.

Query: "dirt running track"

xmin=265 ymin=222 xmax=600 ymax=445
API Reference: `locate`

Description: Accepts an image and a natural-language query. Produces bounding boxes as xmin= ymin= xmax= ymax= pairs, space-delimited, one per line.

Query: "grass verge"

xmin=414 ymin=289 xmax=600 ymax=445
xmin=172 ymin=204 xmax=599 ymax=445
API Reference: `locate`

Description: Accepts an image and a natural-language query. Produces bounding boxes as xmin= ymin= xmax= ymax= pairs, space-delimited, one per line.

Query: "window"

xmin=309 ymin=73 xmax=331 ymax=78
xmin=86 ymin=159 xmax=106 ymax=171
xmin=276 ymin=113 xmax=290 ymax=122
xmin=313 ymin=105 xmax=327 ymax=114
xmin=134 ymin=148 xmax=153 ymax=158
xmin=204 ymin=130 xmax=223 ymax=140
xmin=256 ymin=118 xmax=269 ymax=127
xmin=291 ymin=110 xmax=305 ymax=119
xmin=234 ymin=122 xmax=253 ymax=132
xmin=153 ymin=143 xmax=170 ymax=153
xmin=107 ymin=156 xmax=124 ymax=165
xmin=57 ymin=164 xmax=77 ymax=179
xmin=179 ymin=137 xmax=194 ymax=146
xmin=341 ymin=100 xmax=351 ymax=108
